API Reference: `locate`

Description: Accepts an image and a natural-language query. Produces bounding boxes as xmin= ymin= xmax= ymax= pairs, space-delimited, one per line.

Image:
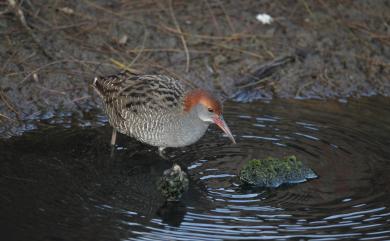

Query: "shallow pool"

xmin=1 ymin=97 xmax=390 ymax=240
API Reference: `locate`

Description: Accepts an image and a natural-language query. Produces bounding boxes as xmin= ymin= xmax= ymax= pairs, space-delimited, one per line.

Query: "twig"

xmin=159 ymin=23 xmax=257 ymax=41
xmin=168 ymin=0 xmax=190 ymax=72
xmin=7 ymin=0 xmax=54 ymax=60
xmin=346 ymin=21 xmax=390 ymax=45
xmin=6 ymin=60 xmax=112 ymax=78
xmin=19 ymin=59 xmax=112 ymax=85
xmin=127 ymin=48 xmax=211 ymax=54
xmin=36 ymin=86 xmax=66 ymax=95
xmin=0 ymin=113 xmax=16 ymax=122
xmin=216 ymin=0 xmax=236 ymax=33
xmin=113 ymin=57 xmax=199 ymax=91
xmin=127 ymin=28 xmax=148 ymax=68
xmin=0 ymin=89 xmax=21 ymax=119
xmin=110 ymin=58 xmax=142 ymax=74
xmin=300 ymin=0 xmax=314 ymax=18
xmin=71 ymin=96 xmax=91 ymax=103
xmin=296 ymin=79 xmax=314 ymax=97
xmin=20 ymin=60 xmax=66 ymax=84
xmin=212 ymin=42 xmax=265 ymax=59
xmin=204 ymin=0 xmax=221 ymax=35
xmin=138 ymin=60 xmax=197 ymax=88
xmin=237 ymin=76 xmax=271 ymax=89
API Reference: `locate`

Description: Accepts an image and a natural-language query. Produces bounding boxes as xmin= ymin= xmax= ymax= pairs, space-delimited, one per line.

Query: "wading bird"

xmin=93 ymin=72 xmax=235 ymax=155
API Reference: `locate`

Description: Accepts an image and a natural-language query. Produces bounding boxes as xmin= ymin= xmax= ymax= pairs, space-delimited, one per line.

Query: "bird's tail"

xmin=91 ymin=71 xmax=135 ymax=98
xmin=91 ymin=76 xmax=106 ymax=98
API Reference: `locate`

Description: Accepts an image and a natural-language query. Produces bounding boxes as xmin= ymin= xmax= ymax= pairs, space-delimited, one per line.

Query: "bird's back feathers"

xmin=93 ymin=72 xmax=187 ymax=118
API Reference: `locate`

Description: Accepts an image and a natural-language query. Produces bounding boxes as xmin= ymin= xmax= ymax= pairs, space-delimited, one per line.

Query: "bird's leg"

xmin=110 ymin=129 xmax=117 ymax=158
xmin=111 ymin=129 xmax=117 ymax=146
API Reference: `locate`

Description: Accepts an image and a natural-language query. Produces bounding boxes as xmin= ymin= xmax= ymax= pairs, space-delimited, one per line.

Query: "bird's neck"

xmin=178 ymin=106 xmax=203 ymax=126
xmin=182 ymin=114 xmax=210 ymax=145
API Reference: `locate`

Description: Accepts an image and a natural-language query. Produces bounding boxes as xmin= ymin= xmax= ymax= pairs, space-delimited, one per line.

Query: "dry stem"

xmin=7 ymin=0 xmax=54 ymax=60
xmin=168 ymin=0 xmax=190 ymax=72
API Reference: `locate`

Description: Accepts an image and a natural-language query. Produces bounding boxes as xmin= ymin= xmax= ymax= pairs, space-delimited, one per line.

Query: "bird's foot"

xmin=158 ymin=147 xmax=168 ymax=159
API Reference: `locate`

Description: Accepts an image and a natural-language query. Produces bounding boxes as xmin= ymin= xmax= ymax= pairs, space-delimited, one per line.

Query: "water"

xmin=1 ymin=97 xmax=390 ymax=240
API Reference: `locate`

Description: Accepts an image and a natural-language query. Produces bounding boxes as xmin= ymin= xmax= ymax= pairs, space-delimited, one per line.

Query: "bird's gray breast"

xmin=122 ymin=110 xmax=210 ymax=148
xmin=158 ymin=113 xmax=210 ymax=147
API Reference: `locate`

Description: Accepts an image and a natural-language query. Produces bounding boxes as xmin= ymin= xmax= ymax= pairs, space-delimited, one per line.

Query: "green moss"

xmin=158 ymin=164 xmax=189 ymax=201
xmin=239 ymin=155 xmax=317 ymax=188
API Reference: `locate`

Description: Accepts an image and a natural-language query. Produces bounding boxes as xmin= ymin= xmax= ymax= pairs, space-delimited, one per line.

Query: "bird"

xmin=92 ymin=71 xmax=235 ymax=154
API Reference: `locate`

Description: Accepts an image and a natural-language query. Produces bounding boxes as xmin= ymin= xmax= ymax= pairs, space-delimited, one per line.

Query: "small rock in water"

xmin=158 ymin=164 xmax=189 ymax=201
xmin=239 ymin=155 xmax=317 ymax=188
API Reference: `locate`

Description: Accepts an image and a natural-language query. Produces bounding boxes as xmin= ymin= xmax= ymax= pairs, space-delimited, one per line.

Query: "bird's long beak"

xmin=213 ymin=115 xmax=236 ymax=144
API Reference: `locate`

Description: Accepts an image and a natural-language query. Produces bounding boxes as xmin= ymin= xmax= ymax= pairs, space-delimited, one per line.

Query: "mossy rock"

xmin=239 ymin=155 xmax=317 ymax=188
xmin=158 ymin=164 xmax=189 ymax=201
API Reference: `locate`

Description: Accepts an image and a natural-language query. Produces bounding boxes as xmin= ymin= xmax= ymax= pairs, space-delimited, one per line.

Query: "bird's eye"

xmin=208 ymin=107 xmax=214 ymax=113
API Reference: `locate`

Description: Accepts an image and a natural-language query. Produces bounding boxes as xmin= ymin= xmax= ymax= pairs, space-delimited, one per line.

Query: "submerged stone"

xmin=158 ymin=164 xmax=189 ymax=201
xmin=239 ymin=155 xmax=317 ymax=188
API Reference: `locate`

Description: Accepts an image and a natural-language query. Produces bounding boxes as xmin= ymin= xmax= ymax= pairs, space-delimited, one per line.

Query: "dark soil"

xmin=0 ymin=0 xmax=389 ymax=134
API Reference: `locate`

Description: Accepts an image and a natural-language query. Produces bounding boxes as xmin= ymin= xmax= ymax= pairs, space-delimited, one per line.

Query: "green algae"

xmin=239 ymin=155 xmax=317 ymax=188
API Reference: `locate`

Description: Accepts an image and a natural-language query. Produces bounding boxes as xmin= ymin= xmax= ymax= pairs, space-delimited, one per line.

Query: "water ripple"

xmin=1 ymin=97 xmax=390 ymax=240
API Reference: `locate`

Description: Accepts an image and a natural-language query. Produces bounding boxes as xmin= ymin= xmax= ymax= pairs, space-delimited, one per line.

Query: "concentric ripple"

xmin=1 ymin=97 xmax=390 ymax=241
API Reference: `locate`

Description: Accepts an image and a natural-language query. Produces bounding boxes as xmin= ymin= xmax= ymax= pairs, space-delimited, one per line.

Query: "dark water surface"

xmin=1 ymin=97 xmax=390 ymax=240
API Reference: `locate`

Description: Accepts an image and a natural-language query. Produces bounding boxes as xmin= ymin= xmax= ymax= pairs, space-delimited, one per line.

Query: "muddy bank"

xmin=0 ymin=0 xmax=389 ymax=132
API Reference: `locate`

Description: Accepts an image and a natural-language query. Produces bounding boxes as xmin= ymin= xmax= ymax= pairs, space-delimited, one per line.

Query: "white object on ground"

xmin=256 ymin=13 xmax=273 ymax=24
